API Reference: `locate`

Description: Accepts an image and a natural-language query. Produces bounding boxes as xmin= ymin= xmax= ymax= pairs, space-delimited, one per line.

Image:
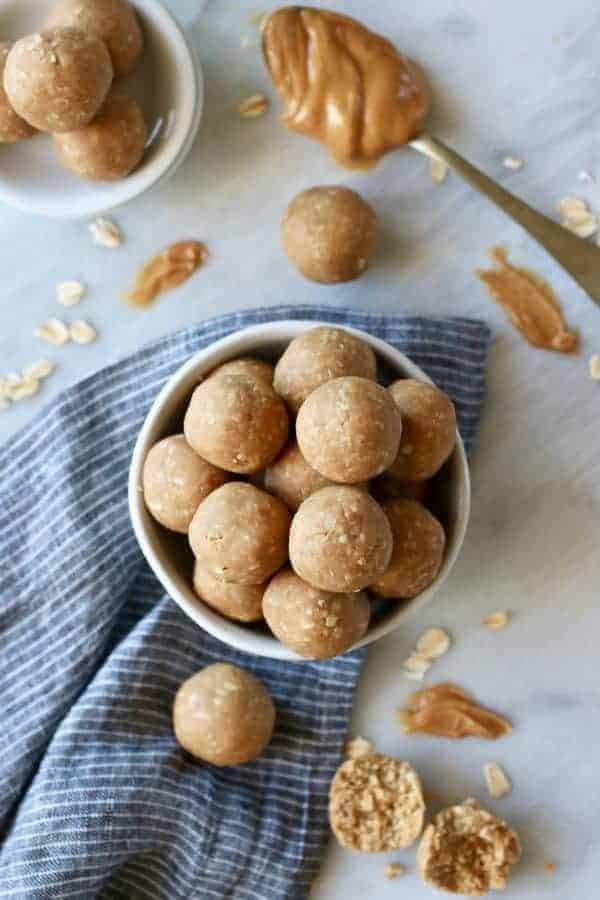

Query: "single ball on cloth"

xmin=193 ymin=563 xmax=264 ymax=623
xmin=297 ymin=377 xmax=401 ymax=483
xmin=4 ymin=29 xmax=113 ymax=133
xmin=387 ymin=379 xmax=457 ymax=481
xmin=263 ymin=567 xmax=370 ymax=658
xmin=417 ymin=800 xmax=521 ymax=895
xmin=173 ymin=663 xmax=276 ymax=766
xmin=0 ymin=43 xmax=36 ymax=142
xmin=189 ymin=482 xmax=291 ymax=585
xmin=142 ymin=434 xmax=229 ymax=534
xmin=274 ymin=326 xmax=377 ymax=415
xmin=45 ymin=0 xmax=143 ymax=78
xmin=329 ymin=752 xmax=425 ymax=851
xmin=281 ymin=186 xmax=377 ymax=283
xmin=184 ymin=373 xmax=289 ymax=474
xmin=370 ymin=498 xmax=445 ymax=599
xmin=289 ymin=486 xmax=392 ymax=592
xmin=53 ymin=94 xmax=147 ymax=180
xmin=207 ymin=357 xmax=274 ymax=386
xmin=265 ymin=439 xmax=338 ymax=512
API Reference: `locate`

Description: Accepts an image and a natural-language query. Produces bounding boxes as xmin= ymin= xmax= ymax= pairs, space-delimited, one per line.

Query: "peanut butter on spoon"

xmin=398 ymin=683 xmax=512 ymax=740
xmin=262 ymin=7 xmax=430 ymax=169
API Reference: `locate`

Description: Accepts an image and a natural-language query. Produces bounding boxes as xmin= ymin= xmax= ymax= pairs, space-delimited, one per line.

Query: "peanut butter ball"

xmin=289 ymin=486 xmax=392 ymax=592
xmin=173 ymin=663 xmax=276 ymax=766
xmin=282 ymin=186 xmax=377 ymax=283
xmin=371 ymin=499 xmax=445 ymax=599
xmin=265 ymin=439 xmax=337 ymax=511
xmin=263 ymin=568 xmax=370 ymax=658
xmin=189 ymin=482 xmax=290 ymax=585
xmin=184 ymin=373 xmax=289 ymax=474
xmin=274 ymin=326 xmax=377 ymax=415
xmin=45 ymin=0 xmax=143 ymax=78
xmin=297 ymin=377 xmax=401 ymax=483
xmin=371 ymin=473 xmax=430 ymax=506
xmin=142 ymin=434 xmax=229 ymax=534
xmin=207 ymin=357 xmax=274 ymax=385
xmin=0 ymin=43 xmax=36 ymax=142
xmin=53 ymin=95 xmax=147 ymax=180
xmin=4 ymin=29 xmax=113 ymax=133
xmin=193 ymin=563 xmax=264 ymax=623
xmin=388 ymin=379 xmax=457 ymax=481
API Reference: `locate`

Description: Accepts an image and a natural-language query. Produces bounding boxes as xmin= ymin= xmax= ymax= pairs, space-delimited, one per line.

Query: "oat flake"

xmin=238 ymin=93 xmax=269 ymax=118
xmin=416 ymin=627 xmax=451 ymax=660
xmin=89 ymin=217 xmax=123 ymax=248
xmin=69 ymin=320 xmax=97 ymax=344
xmin=35 ymin=319 xmax=70 ymax=345
xmin=483 ymin=610 xmax=509 ymax=629
xmin=589 ymin=354 xmax=600 ymax=381
xmin=483 ymin=762 xmax=512 ymax=798
xmin=23 ymin=360 xmax=55 ymax=380
xmin=57 ymin=280 xmax=86 ymax=307
xmin=429 ymin=158 xmax=448 ymax=184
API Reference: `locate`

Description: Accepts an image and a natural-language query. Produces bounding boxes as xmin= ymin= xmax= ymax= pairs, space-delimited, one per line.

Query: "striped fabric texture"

xmin=0 ymin=306 xmax=491 ymax=899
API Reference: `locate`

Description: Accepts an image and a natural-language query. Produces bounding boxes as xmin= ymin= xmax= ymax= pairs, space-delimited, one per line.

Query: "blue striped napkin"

xmin=0 ymin=306 xmax=491 ymax=900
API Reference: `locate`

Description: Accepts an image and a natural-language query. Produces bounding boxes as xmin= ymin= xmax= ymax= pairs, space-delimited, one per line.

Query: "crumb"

xmin=482 ymin=611 xmax=509 ymax=629
xmin=544 ymin=860 xmax=556 ymax=874
xmin=384 ymin=862 xmax=405 ymax=880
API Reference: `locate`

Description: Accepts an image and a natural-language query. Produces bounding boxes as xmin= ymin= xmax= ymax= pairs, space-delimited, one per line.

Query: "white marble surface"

xmin=1 ymin=1 xmax=599 ymax=897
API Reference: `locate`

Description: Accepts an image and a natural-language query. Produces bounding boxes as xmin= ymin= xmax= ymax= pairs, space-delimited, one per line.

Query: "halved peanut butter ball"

xmin=0 ymin=43 xmax=36 ymax=142
xmin=184 ymin=373 xmax=289 ymax=474
xmin=207 ymin=357 xmax=274 ymax=386
xmin=274 ymin=326 xmax=377 ymax=415
xmin=142 ymin=434 xmax=229 ymax=534
xmin=189 ymin=482 xmax=290 ymax=585
xmin=53 ymin=95 xmax=147 ymax=181
xmin=45 ymin=0 xmax=143 ymax=78
xmin=371 ymin=498 xmax=445 ymax=599
xmin=263 ymin=568 xmax=370 ymax=658
xmin=4 ymin=29 xmax=113 ymax=133
xmin=289 ymin=486 xmax=392 ymax=592
xmin=193 ymin=563 xmax=264 ymax=623
xmin=173 ymin=663 xmax=275 ymax=766
xmin=388 ymin=379 xmax=456 ymax=481
xmin=297 ymin=377 xmax=401 ymax=483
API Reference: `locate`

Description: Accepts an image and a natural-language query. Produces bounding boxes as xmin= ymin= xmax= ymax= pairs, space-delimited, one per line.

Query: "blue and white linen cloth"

xmin=0 ymin=306 xmax=491 ymax=899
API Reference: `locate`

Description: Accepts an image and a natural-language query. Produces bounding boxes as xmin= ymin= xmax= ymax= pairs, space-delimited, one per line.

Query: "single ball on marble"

xmin=173 ymin=663 xmax=276 ymax=766
xmin=263 ymin=567 xmax=370 ymax=658
xmin=142 ymin=434 xmax=229 ymax=534
xmin=296 ymin=376 xmax=401 ymax=483
xmin=370 ymin=498 xmax=445 ymax=599
xmin=281 ymin=186 xmax=377 ymax=283
xmin=0 ymin=43 xmax=36 ymax=142
xmin=53 ymin=95 xmax=147 ymax=180
xmin=189 ymin=482 xmax=291 ymax=585
xmin=289 ymin=486 xmax=392 ymax=593
xmin=387 ymin=379 xmax=456 ymax=481
xmin=45 ymin=0 xmax=143 ymax=78
xmin=207 ymin=357 xmax=274 ymax=386
xmin=193 ymin=563 xmax=265 ymax=623
xmin=274 ymin=326 xmax=377 ymax=415
xmin=184 ymin=373 xmax=289 ymax=474
xmin=4 ymin=29 xmax=113 ymax=133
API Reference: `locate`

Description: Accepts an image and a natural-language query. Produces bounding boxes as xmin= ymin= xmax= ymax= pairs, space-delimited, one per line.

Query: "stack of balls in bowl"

xmin=0 ymin=0 xmax=147 ymax=181
xmin=143 ymin=326 xmax=457 ymax=661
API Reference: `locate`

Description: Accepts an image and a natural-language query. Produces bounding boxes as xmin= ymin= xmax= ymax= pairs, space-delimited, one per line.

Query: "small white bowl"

xmin=129 ymin=321 xmax=471 ymax=660
xmin=0 ymin=0 xmax=203 ymax=219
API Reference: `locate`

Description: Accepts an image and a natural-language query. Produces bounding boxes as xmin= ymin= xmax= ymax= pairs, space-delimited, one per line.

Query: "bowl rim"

xmin=128 ymin=320 xmax=471 ymax=661
xmin=0 ymin=0 xmax=204 ymax=219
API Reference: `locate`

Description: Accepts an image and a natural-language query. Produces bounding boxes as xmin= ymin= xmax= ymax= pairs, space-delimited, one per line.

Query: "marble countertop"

xmin=1 ymin=1 xmax=599 ymax=897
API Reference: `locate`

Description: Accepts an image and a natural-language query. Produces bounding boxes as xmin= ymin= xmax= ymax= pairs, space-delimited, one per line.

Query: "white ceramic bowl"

xmin=129 ymin=321 xmax=471 ymax=660
xmin=0 ymin=0 xmax=203 ymax=219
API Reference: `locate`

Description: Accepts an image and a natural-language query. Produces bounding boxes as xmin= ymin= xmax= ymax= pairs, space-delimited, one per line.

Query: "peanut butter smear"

xmin=262 ymin=7 xmax=430 ymax=169
xmin=477 ymin=246 xmax=579 ymax=354
xmin=124 ymin=241 xmax=208 ymax=308
xmin=398 ymin=683 xmax=512 ymax=740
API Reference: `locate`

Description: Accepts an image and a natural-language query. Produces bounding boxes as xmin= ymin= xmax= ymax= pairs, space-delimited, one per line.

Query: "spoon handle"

xmin=411 ymin=133 xmax=600 ymax=305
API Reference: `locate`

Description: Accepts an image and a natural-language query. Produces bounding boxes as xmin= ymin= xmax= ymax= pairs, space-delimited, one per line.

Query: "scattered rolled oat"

xmin=484 ymin=762 xmax=512 ymax=798
xmin=556 ymin=196 xmax=588 ymax=217
xmin=502 ymin=156 xmax=524 ymax=170
xmin=23 ymin=360 xmax=55 ymax=380
xmin=589 ymin=354 xmax=600 ymax=381
xmin=429 ymin=158 xmax=448 ymax=184
xmin=556 ymin=196 xmax=598 ymax=238
xmin=0 ymin=359 xmax=55 ymax=409
xmin=238 ymin=93 xmax=269 ymax=118
xmin=384 ymin=862 xmax=405 ymax=880
xmin=89 ymin=217 xmax=123 ymax=248
xmin=416 ymin=627 xmax=451 ymax=659
xmin=35 ymin=319 xmax=70 ymax=346
xmin=69 ymin=320 xmax=97 ymax=344
xmin=345 ymin=736 xmax=374 ymax=759
xmin=10 ymin=379 xmax=40 ymax=400
xmin=483 ymin=610 xmax=509 ymax=630
xmin=56 ymin=280 xmax=86 ymax=307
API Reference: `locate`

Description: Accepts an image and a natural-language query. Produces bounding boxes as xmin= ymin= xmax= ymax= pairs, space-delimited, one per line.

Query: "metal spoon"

xmin=410 ymin=134 xmax=600 ymax=304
